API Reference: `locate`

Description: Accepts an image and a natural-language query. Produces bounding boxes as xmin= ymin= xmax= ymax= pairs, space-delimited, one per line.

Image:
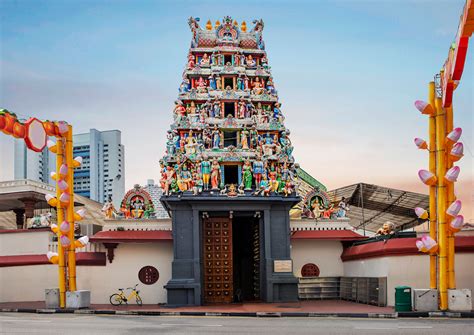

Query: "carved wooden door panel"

xmin=203 ymin=217 xmax=233 ymax=304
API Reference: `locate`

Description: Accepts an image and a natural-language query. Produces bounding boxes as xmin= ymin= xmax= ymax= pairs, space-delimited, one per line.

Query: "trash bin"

xmin=395 ymin=286 xmax=412 ymax=312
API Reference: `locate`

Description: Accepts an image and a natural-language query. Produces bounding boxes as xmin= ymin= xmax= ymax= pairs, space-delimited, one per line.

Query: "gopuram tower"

xmin=160 ymin=17 xmax=300 ymax=306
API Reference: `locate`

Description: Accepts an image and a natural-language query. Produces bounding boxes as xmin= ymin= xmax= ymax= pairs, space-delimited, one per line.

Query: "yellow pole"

xmin=428 ymin=82 xmax=437 ymax=289
xmin=66 ymin=125 xmax=77 ymax=291
xmin=55 ymin=133 xmax=67 ymax=308
xmin=445 ymin=106 xmax=456 ymax=289
xmin=435 ymin=97 xmax=448 ymax=310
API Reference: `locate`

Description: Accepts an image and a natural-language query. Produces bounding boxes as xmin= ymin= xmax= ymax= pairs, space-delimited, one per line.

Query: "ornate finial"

xmin=241 ymin=21 xmax=247 ymax=32
xmin=233 ymin=20 xmax=238 ymax=27
xmin=215 ymin=20 xmax=220 ymax=29
xmin=206 ymin=19 xmax=212 ymax=30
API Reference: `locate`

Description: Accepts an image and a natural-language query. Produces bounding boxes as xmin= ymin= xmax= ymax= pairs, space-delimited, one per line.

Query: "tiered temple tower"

xmin=160 ymin=17 xmax=300 ymax=306
xmin=160 ymin=16 xmax=296 ymax=196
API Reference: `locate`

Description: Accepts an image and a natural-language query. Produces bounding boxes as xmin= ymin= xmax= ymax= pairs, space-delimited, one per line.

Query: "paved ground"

xmin=1 ymin=313 xmax=473 ymax=334
xmin=0 ymin=300 xmax=394 ymax=314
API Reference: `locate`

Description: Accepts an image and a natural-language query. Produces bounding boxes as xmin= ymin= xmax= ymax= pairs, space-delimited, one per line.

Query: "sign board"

xmin=273 ymin=260 xmax=292 ymax=273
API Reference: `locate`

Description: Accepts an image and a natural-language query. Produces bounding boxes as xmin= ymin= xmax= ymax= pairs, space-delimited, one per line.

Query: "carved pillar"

xmin=103 ymin=243 xmax=118 ymax=263
xmin=13 ymin=209 xmax=25 ymax=229
xmin=20 ymin=199 xmax=37 ymax=220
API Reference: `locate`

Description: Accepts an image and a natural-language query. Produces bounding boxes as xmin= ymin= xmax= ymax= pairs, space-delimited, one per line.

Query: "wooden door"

xmin=202 ymin=217 xmax=233 ymax=303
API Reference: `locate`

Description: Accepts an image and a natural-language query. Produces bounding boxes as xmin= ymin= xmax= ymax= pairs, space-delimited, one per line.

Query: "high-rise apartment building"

xmin=14 ymin=129 xmax=125 ymax=207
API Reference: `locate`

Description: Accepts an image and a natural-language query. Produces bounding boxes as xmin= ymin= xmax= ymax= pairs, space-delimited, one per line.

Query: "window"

xmin=224 ymin=54 xmax=232 ymax=65
xmin=138 ymin=266 xmax=159 ymax=285
xmin=224 ymin=77 xmax=234 ymax=90
xmin=223 ymin=131 xmax=237 ymax=147
xmin=301 ymin=263 xmax=320 ymax=277
xmin=224 ymin=102 xmax=235 ymax=117
xmin=223 ymin=165 xmax=239 ymax=185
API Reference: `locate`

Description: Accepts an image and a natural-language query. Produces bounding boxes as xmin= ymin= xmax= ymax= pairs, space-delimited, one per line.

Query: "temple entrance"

xmin=202 ymin=217 xmax=234 ymax=304
xmin=232 ymin=215 xmax=261 ymax=302
xmin=202 ymin=214 xmax=261 ymax=304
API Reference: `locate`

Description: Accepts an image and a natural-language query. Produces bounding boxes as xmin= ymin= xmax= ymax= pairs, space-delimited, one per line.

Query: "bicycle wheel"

xmin=110 ymin=294 xmax=123 ymax=306
xmin=135 ymin=295 xmax=143 ymax=306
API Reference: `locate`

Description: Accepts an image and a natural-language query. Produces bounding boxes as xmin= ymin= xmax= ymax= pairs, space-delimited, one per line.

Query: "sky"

xmin=0 ymin=0 xmax=472 ymax=221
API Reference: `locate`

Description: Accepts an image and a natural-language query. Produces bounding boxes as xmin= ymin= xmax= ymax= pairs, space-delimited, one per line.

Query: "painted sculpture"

xmin=119 ymin=185 xmax=155 ymax=219
xmin=160 ymin=17 xmax=299 ymax=197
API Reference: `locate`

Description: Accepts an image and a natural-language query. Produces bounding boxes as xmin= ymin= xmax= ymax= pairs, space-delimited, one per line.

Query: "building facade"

xmin=14 ymin=129 xmax=125 ymax=207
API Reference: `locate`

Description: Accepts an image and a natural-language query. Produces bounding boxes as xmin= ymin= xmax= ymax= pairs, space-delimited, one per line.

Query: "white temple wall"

xmin=0 ymin=242 xmax=173 ymax=304
xmin=77 ymin=242 xmax=173 ymax=304
xmin=0 ymin=265 xmax=56 ymax=302
xmin=290 ymin=240 xmax=344 ymax=277
xmin=343 ymin=253 xmax=474 ymax=306
xmin=0 ymin=231 xmax=49 ymax=256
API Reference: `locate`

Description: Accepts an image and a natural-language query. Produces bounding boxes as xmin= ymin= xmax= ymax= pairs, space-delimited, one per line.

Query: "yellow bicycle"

xmin=109 ymin=284 xmax=142 ymax=306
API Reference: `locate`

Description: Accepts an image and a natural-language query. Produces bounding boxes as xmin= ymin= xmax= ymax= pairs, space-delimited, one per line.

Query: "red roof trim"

xmin=90 ymin=230 xmax=173 ymax=243
xmin=291 ymin=230 xmax=366 ymax=241
xmin=0 ymin=252 xmax=106 ymax=267
xmin=341 ymin=236 xmax=474 ymax=261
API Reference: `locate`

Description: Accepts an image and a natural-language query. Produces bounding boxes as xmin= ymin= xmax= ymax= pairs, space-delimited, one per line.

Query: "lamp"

xmin=446 ymin=200 xmax=462 ymax=217
xmin=418 ymin=169 xmax=437 ymax=186
xmin=414 ymin=100 xmax=435 ymax=115
xmin=45 ymin=194 xmax=58 ymax=207
xmin=415 ymin=207 xmax=429 ymax=220
xmin=47 ymin=140 xmax=57 ymax=153
xmin=74 ymin=236 xmax=89 ymax=248
xmin=445 ymin=166 xmax=460 ymax=183
xmin=446 ymin=127 xmax=462 ymax=145
xmin=74 ymin=208 xmax=87 ymax=221
xmin=414 ymin=138 xmax=428 ymax=150
xmin=449 ymin=215 xmax=464 ymax=233
xmin=47 ymin=251 xmax=59 ymax=264
xmin=450 ymin=143 xmax=464 ymax=162
xmin=73 ymin=156 xmax=83 ymax=168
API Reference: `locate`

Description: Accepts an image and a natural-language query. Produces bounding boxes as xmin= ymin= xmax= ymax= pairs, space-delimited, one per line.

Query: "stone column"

xmin=13 ymin=209 xmax=25 ymax=229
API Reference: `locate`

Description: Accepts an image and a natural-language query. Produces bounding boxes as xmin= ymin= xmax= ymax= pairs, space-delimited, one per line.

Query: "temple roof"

xmin=296 ymin=167 xmax=327 ymax=191
xmin=326 ymin=183 xmax=429 ymax=233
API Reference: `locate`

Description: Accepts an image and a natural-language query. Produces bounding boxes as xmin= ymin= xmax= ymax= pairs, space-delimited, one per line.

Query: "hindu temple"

xmin=159 ymin=16 xmax=318 ymax=305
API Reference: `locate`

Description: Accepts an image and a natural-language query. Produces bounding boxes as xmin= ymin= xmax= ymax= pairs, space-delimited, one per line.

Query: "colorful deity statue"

xmin=185 ymin=130 xmax=198 ymax=155
xmin=179 ymin=78 xmax=190 ymax=94
xmin=261 ymin=55 xmax=269 ymax=69
xmin=268 ymin=166 xmax=279 ymax=193
xmin=240 ymin=128 xmax=249 ymax=149
xmin=246 ymin=55 xmax=256 ymax=67
xmin=196 ymin=76 xmax=207 ymax=93
xmin=143 ymin=204 xmax=155 ymax=219
xmin=164 ymin=165 xmax=176 ymax=195
xmin=200 ymin=53 xmax=210 ymax=66
xmin=238 ymin=98 xmax=247 ymax=118
xmin=211 ymin=159 xmax=221 ymax=189
xmin=242 ymin=159 xmax=253 ymax=190
xmin=282 ymin=180 xmax=294 ymax=197
xmin=187 ymin=53 xmax=195 ymax=69
xmin=336 ymin=197 xmax=349 ymax=218
xmin=234 ymin=51 xmax=241 ymax=66
xmin=166 ymin=130 xmax=176 ymax=156
xmin=192 ymin=172 xmax=203 ymax=195
xmin=244 ymin=75 xmax=250 ymax=90
xmin=252 ymin=77 xmax=264 ymax=95
xmin=101 ymin=199 xmax=115 ymax=219
xmin=212 ymin=98 xmax=221 ymax=118
xmin=237 ymin=75 xmax=244 ymax=91
xmin=211 ymin=125 xmax=221 ymax=148
xmin=279 ymin=131 xmax=293 ymax=158
xmin=130 ymin=197 xmax=145 ymax=218
xmin=252 ymin=155 xmax=264 ymax=189
xmin=216 ymin=75 xmax=222 ymax=90
xmin=174 ymin=100 xmax=187 ymax=122
xmin=208 ymin=75 xmax=217 ymax=90
xmin=266 ymin=77 xmax=276 ymax=95
xmin=249 ymin=126 xmax=258 ymax=149
xmin=178 ymin=164 xmax=193 ymax=191
xmin=200 ymin=156 xmax=211 ymax=190
xmin=255 ymin=175 xmax=271 ymax=196
xmin=273 ymin=102 xmax=283 ymax=121
xmin=120 ymin=204 xmax=131 ymax=219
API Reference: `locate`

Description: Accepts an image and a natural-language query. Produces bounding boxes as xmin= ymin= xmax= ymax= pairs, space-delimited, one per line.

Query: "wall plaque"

xmin=273 ymin=260 xmax=292 ymax=273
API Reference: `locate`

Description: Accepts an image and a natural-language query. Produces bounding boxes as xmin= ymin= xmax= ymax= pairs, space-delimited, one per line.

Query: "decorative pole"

xmin=427 ymin=82 xmax=437 ymax=290
xmin=434 ymin=96 xmax=448 ymax=310
xmin=55 ymin=134 xmax=67 ymax=308
xmin=66 ymin=125 xmax=77 ymax=291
